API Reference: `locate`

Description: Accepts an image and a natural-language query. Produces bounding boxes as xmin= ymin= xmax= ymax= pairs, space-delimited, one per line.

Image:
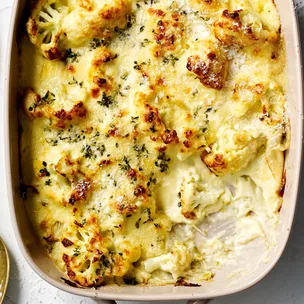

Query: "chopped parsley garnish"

xmin=68 ymin=76 xmax=79 ymax=85
xmin=135 ymin=218 xmax=141 ymax=229
xmin=89 ymin=38 xmax=108 ymax=49
xmin=98 ymin=93 xmax=115 ymax=108
xmin=163 ymin=54 xmax=179 ymax=66
xmin=154 ymin=152 xmax=171 ymax=172
xmin=131 ymin=116 xmax=139 ymax=123
xmin=39 ymin=167 xmax=50 ymax=177
xmin=45 ymin=179 xmax=52 ymax=186
xmin=133 ymin=61 xmax=146 ymax=70
xmin=121 ymin=73 xmax=129 ymax=80
xmin=73 ymin=247 xmax=81 ymax=257
xmin=65 ymin=48 xmax=79 ymax=64
xmin=140 ymin=39 xmax=152 ymax=47
xmin=193 ymin=106 xmax=202 ymax=118
xmin=29 ymin=91 xmax=55 ymax=111
xmin=96 ymin=144 xmax=106 ymax=156
xmin=42 ymin=91 xmax=55 ymax=104
xmin=142 ymin=208 xmax=152 ymax=224
xmin=133 ymin=61 xmax=141 ymax=70
xmin=81 ymin=142 xmax=105 ymax=159
xmin=126 ymin=14 xmax=136 ymax=28
xmin=147 ymin=175 xmax=157 ymax=187
xmin=133 ymin=144 xmax=149 ymax=159
xmin=119 ymin=156 xmax=131 ymax=171
xmin=82 ymin=145 xmax=93 ymax=159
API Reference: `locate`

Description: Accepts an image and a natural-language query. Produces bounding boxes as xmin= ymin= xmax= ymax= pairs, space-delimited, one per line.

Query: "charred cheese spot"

xmin=161 ymin=129 xmax=179 ymax=145
xmin=62 ymin=238 xmax=74 ymax=247
xmin=54 ymin=102 xmax=87 ymax=128
xmin=182 ymin=211 xmax=197 ymax=220
xmin=116 ymin=202 xmax=138 ymax=214
xmin=134 ymin=185 xmax=147 ymax=198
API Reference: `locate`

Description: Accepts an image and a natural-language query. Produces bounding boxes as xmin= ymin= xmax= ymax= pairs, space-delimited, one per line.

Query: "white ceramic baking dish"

xmin=4 ymin=0 xmax=303 ymax=302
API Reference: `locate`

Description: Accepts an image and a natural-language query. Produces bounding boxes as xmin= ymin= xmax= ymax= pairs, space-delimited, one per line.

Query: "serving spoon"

xmin=0 ymin=237 xmax=9 ymax=304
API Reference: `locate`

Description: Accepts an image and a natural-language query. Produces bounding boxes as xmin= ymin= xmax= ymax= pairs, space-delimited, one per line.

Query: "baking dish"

xmin=4 ymin=0 xmax=303 ymax=302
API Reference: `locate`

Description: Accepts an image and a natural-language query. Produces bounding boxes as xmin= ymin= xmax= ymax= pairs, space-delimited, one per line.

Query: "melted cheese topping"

xmin=19 ymin=0 xmax=289 ymax=287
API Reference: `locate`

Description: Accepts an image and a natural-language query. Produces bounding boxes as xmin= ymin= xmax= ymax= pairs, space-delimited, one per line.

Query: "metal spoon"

xmin=0 ymin=238 xmax=9 ymax=304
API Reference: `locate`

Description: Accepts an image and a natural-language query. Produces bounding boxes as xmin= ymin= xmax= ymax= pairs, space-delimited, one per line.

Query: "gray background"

xmin=0 ymin=0 xmax=303 ymax=303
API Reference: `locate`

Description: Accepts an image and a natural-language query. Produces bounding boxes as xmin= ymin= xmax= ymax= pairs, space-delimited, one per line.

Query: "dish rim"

xmin=4 ymin=0 xmax=303 ymax=301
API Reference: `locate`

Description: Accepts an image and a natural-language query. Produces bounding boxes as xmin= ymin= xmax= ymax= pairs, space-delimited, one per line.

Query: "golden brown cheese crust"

xmin=20 ymin=0 xmax=288 ymax=288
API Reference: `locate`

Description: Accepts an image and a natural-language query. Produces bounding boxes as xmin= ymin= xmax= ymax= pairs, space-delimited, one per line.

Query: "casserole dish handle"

xmin=95 ymin=300 xmax=213 ymax=303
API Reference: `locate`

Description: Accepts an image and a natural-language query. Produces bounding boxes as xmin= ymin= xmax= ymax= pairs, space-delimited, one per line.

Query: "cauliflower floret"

xmin=23 ymin=88 xmax=87 ymax=128
xmin=186 ymin=39 xmax=228 ymax=90
xmin=26 ymin=0 xmax=70 ymax=60
xmin=23 ymin=88 xmax=45 ymax=118
xmin=54 ymin=154 xmax=81 ymax=182
xmin=142 ymin=241 xmax=195 ymax=280
xmin=213 ymin=0 xmax=281 ymax=47
xmin=61 ymin=0 xmax=132 ymax=47
xmin=232 ymin=82 xmax=265 ymax=117
xmin=143 ymin=4 xmax=186 ymax=58
xmin=27 ymin=0 xmax=132 ymax=59
xmin=87 ymin=46 xmax=118 ymax=99
xmin=202 ymin=128 xmax=263 ymax=175
xmin=179 ymin=167 xmax=226 ymax=221
xmin=58 ymin=221 xmax=141 ymax=287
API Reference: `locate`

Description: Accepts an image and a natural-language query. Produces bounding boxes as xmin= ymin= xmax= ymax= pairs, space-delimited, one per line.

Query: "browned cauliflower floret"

xmin=23 ymin=88 xmax=87 ymax=128
xmin=59 ymin=221 xmax=141 ymax=287
xmin=23 ymin=88 xmax=46 ymax=117
xmin=213 ymin=3 xmax=281 ymax=47
xmin=202 ymin=129 xmax=263 ymax=175
xmin=232 ymin=82 xmax=265 ymax=117
xmin=26 ymin=0 xmax=70 ymax=60
xmin=61 ymin=0 xmax=132 ymax=47
xmin=134 ymin=92 xmax=180 ymax=145
xmin=144 ymin=5 xmax=186 ymax=57
xmin=186 ymin=40 xmax=228 ymax=90
xmin=55 ymin=155 xmax=82 ymax=183
xmin=27 ymin=0 xmax=132 ymax=59
xmin=88 ymin=47 xmax=117 ymax=99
